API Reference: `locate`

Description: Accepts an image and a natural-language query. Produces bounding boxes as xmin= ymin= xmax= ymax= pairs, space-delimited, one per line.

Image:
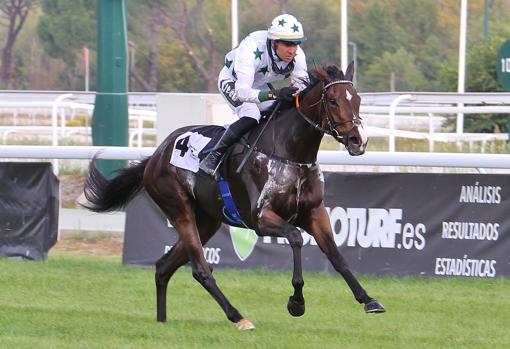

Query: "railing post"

xmin=388 ymin=94 xmax=414 ymax=152
xmin=51 ymin=93 xmax=74 ymax=174
xmin=428 ymin=112 xmax=435 ymax=152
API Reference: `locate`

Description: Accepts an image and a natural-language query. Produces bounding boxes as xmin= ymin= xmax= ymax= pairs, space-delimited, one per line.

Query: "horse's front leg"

xmin=305 ymin=206 xmax=385 ymax=314
xmin=258 ymin=208 xmax=305 ymax=317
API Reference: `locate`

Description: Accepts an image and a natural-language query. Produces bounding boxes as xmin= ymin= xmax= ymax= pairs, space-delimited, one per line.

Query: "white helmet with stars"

xmin=267 ymin=14 xmax=306 ymax=43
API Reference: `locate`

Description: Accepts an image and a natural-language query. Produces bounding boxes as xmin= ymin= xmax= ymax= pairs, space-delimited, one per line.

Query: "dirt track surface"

xmin=60 ymin=174 xmax=86 ymax=208
xmin=54 ymin=174 xmax=124 ymax=257
xmin=51 ymin=231 xmax=123 ymax=257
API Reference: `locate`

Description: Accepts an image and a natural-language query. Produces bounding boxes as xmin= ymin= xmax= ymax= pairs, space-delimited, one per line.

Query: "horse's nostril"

xmin=349 ymin=136 xmax=360 ymax=146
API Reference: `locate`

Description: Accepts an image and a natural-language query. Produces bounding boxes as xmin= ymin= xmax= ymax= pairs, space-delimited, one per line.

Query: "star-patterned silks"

xmin=278 ymin=18 xmax=286 ymax=27
xmin=292 ymin=23 xmax=300 ymax=32
xmin=253 ymin=47 xmax=263 ymax=59
xmin=258 ymin=66 xmax=269 ymax=75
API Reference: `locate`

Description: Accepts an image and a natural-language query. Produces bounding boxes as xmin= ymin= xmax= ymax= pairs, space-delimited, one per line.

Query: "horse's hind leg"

xmin=305 ymin=207 xmax=385 ymax=313
xmin=146 ymin=165 xmax=252 ymax=328
xmin=156 ymin=194 xmax=253 ymax=329
xmin=155 ymin=239 xmax=188 ymax=322
xmin=155 ymin=210 xmax=221 ymax=323
xmin=174 ymin=215 xmax=255 ymax=329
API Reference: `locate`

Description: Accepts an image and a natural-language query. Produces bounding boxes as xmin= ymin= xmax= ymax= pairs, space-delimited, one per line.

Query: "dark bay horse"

xmin=83 ymin=62 xmax=385 ymax=330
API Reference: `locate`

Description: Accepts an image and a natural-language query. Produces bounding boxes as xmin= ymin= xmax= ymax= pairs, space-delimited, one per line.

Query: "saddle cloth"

xmin=169 ymin=125 xmax=248 ymax=227
xmin=169 ymin=125 xmax=225 ymax=172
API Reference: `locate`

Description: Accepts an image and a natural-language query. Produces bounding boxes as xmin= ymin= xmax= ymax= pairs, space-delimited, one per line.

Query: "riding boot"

xmin=199 ymin=117 xmax=258 ymax=177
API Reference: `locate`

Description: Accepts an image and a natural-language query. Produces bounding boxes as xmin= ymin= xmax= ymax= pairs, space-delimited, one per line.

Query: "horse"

xmin=82 ymin=62 xmax=385 ymax=330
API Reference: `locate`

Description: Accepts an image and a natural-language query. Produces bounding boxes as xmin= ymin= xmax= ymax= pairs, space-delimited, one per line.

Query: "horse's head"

xmin=302 ymin=62 xmax=368 ymax=156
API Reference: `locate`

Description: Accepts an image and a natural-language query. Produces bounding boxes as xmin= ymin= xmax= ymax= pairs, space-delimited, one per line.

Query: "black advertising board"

xmin=123 ymin=172 xmax=509 ymax=278
xmin=0 ymin=162 xmax=59 ymax=260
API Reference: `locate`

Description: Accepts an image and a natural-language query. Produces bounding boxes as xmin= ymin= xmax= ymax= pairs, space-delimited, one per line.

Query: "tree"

xmin=0 ymin=0 xmax=36 ymax=87
xmin=239 ymin=0 xmax=279 ymax=38
xmin=288 ymin=0 xmax=342 ymax=67
xmin=364 ymin=48 xmax=427 ymax=91
xmin=439 ymin=22 xmax=510 ymax=133
xmin=37 ymin=0 xmax=95 ymax=89
xmin=126 ymin=1 xmax=165 ymax=92
xmin=3 ymin=0 xmax=510 ymax=95
xmin=350 ymin=0 xmax=450 ymax=92
xmin=237 ymin=0 xmax=344 ymax=71
xmin=126 ymin=0 xmax=231 ymax=92
xmin=158 ymin=0 xmax=229 ymax=92
xmin=157 ymin=42 xmax=203 ymax=92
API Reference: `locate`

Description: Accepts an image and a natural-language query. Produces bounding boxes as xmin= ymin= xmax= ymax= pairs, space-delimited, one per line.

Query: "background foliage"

xmin=0 ymin=0 xmax=509 ymax=131
xmin=1 ymin=0 xmax=509 ymax=92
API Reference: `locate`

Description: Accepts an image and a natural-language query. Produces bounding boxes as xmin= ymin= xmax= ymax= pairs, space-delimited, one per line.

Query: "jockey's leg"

xmin=202 ymin=79 xmax=268 ymax=177
xmin=199 ymin=116 xmax=257 ymax=177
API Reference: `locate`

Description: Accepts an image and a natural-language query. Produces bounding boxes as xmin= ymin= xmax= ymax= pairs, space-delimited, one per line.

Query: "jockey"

xmin=199 ymin=13 xmax=309 ymax=177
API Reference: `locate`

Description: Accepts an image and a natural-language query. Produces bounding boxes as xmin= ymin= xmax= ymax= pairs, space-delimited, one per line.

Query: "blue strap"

xmin=218 ymin=176 xmax=248 ymax=228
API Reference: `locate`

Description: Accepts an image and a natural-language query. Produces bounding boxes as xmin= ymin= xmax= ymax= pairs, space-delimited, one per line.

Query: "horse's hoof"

xmin=287 ymin=297 xmax=305 ymax=317
xmin=235 ymin=318 xmax=255 ymax=330
xmin=364 ymin=299 xmax=386 ymax=314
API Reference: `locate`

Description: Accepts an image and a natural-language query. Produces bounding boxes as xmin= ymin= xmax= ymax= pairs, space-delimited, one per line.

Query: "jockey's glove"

xmin=259 ymin=86 xmax=298 ymax=102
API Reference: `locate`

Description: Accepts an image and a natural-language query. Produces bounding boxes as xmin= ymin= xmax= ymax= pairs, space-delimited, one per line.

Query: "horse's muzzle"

xmin=346 ymin=136 xmax=367 ymax=156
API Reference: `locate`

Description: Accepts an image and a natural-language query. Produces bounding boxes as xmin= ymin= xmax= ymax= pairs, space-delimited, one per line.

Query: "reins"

xmin=235 ymin=101 xmax=282 ymax=174
xmin=235 ymin=79 xmax=363 ymax=174
xmin=295 ymin=80 xmax=363 ymax=142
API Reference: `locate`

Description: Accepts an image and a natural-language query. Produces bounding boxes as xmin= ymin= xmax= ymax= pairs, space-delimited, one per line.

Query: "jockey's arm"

xmin=290 ymin=48 xmax=309 ymax=91
xmin=234 ymin=69 xmax=261 ymax=104
xmin=232 ymin=39 xmax=266 ymax=104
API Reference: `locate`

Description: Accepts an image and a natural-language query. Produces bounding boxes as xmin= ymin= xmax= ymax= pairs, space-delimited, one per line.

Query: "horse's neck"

xmin=258 ymin=106 xmax=323 ymax=164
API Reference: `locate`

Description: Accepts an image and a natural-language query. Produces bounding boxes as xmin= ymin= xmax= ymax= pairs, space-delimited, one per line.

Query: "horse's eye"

xmin=328 ymin=98 xmax=338 ymax=106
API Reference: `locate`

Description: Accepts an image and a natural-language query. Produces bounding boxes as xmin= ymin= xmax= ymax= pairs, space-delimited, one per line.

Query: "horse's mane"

xmin=302 ymin=65 xmax=347 ymax=94
xmin=264 ymin=65 xmax=347 ymax=115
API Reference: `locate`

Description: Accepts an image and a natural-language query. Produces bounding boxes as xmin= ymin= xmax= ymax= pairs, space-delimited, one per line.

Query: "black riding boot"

xmin=199 ymin=117 xmax=257 ymax=177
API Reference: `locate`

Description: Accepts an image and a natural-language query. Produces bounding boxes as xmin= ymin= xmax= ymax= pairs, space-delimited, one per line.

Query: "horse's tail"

xmin=81 ymin=157 xmax=149 ymax=213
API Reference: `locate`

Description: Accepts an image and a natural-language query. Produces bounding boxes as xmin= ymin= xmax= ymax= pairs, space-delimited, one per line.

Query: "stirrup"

xmin=199 ymin=154 xmax=222 ymax=179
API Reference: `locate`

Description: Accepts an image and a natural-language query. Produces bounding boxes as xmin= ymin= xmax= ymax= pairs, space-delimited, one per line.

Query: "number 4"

xmin=175 ymin=135 xmax=190 ymax=157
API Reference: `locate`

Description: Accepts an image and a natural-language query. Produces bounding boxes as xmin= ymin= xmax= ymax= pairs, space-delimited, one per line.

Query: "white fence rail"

xmin=359 ymin=92 xmax=510 ymax=152
xmin=1 ymin=145 xmax=509 ymax=169
xmin=1 ymin=91 xmax=508 ymax=155
xmin=0 ymin=93 xmax=156 ymax=148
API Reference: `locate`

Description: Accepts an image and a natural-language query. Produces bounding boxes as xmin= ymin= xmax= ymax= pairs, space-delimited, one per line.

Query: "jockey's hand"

xmin=269 ymin=86 xmax=298 ymax=102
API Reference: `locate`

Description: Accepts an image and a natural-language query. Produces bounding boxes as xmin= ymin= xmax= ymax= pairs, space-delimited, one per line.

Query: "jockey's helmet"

xmin=267 ymin=14 xmax=306 ymax=43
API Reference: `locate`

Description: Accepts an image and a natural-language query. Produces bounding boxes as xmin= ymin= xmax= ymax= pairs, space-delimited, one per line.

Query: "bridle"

xmin=296 ymin=80 xmax=363 ymax=143
xmin=246 ymin=79 xmax=363 ymax=172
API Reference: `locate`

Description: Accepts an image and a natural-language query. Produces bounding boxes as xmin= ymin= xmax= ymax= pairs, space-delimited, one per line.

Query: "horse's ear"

xmin=344 ymin=61 xmax=355 ymax=82
xmin=315 ymin=65 xmax=327 ymax=80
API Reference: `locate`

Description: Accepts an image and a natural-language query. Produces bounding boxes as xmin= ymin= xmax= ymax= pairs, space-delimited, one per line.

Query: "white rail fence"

xmin=1 ymin=91 xmax=509 ymax=156
xmin=359 ymin=92 xmax=510 ymax=152
xmin=3 ymin=92 xmax=508 ymax=232
xmin=1 ymin=145 xmax=509 ymax=169
xmin=3 ymin=144 xmax=507 ymax=232
xmin=0 ymin=93 xmax=156 ymax=147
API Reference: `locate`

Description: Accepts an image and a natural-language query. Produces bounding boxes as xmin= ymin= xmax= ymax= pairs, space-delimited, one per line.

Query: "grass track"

xmin=1 ymin=254 xmax=509 ymax=349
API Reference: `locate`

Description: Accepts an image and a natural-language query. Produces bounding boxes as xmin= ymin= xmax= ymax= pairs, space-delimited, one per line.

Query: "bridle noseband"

xmin=296 ymin=80 xmax=363 ymax=143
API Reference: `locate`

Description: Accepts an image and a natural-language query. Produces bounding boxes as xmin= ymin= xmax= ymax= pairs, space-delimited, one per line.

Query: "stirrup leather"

xmin=199 ymin=151 xmax=222 ymax=176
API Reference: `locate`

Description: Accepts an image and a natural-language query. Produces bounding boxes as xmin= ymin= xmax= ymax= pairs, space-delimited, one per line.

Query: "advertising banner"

xmin=0 ymin=162 xmax=59 ymax=259
xmin=123 ymin=172 xmax=509 ymax=277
